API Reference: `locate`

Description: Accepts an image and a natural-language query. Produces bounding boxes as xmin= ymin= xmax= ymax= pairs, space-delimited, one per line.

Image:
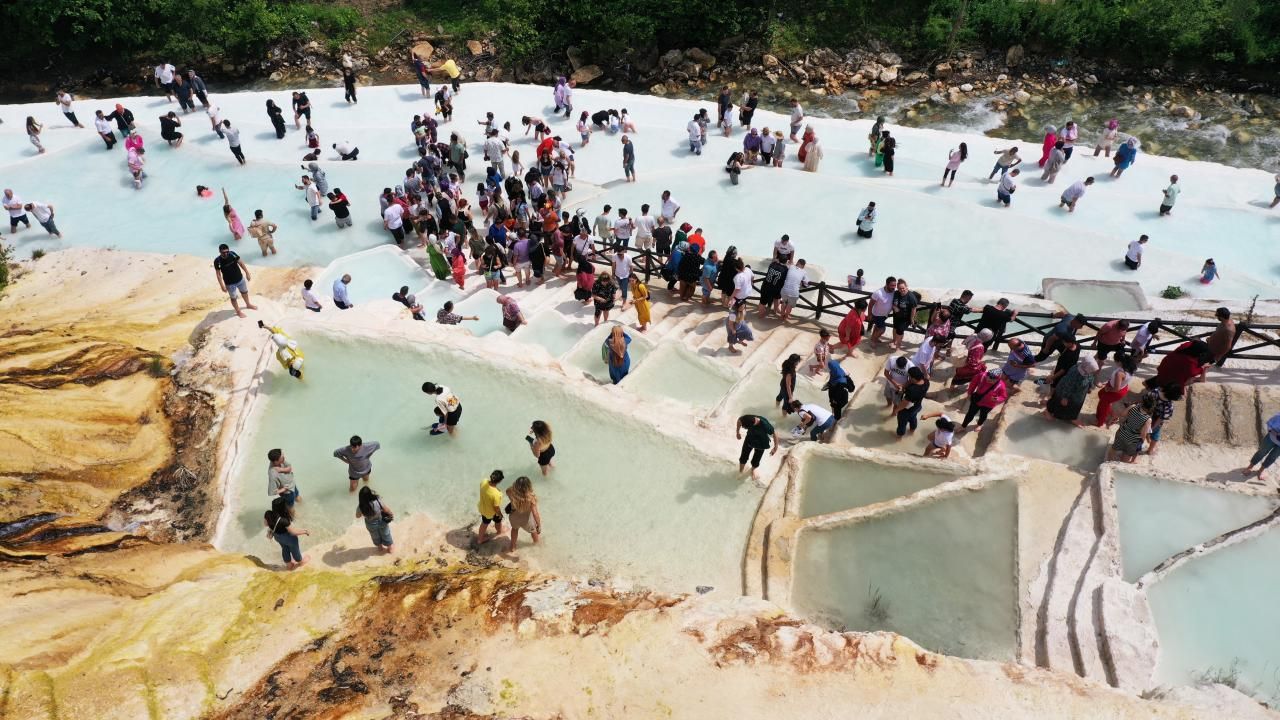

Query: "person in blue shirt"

xmin=1036 ymin=312 xmax=1087 ymax=362
xmin=332 ymin=274 xmax=353 ymax=309
xmin=1110 ymin=137 xmax=1138 ymax=178
xmin=1243 ymin=412 xmax=1280 ymax=480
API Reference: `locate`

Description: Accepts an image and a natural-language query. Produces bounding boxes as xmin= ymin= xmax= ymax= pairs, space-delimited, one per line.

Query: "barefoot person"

xmin=736 ymin=414 xmax=779 ymax=480
xmin=213 ymin=243 xmax=256 ymax=318
xmin=476 ymin=470 xmax=506 ymax=546
xmin=355 ymin=487 xmax=395 ymax=553
xmin=333 ymin=435 xmax=381 ymax=493
xmin=264 ymin=497 xmax=309 ymax=570
xmin=1243 ymin=411 xmax=1280 ymax=480
xmin=267 ymin=448 xmax=301 ymax=506
xmin=422 ymin=382 xmax=462 ymax=437
xmin=505 ymin=476 xmax=542 ymax=555
xmin=527 ymin=421 xmax=555 ymax=476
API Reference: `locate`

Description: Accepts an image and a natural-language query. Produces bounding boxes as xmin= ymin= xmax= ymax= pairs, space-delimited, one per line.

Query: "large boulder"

xmin=570 ymin=64 xmax=604 ymax=85
xmin=1005 ymin=44 xmax=1025 ymax=67
xmin=933 ymin=61 xmax=953 ymax=79
xmin=1013 ymin=89 xmax=1032 ymax=103
xmin=877 ymin=66 xmax=898 ymax=84
xmin=411 ymin=41 xmax=434 ymax=61
xmin=762 ymin=54 xmax=780 ymax=69
xmin=466 ymin=40 xmax=484 ymax=56
xmin=684 ymin=47 xmax=717 ymax=68
xmin=878 ymin=51 xmax=902 ymax=66
xmin=566 ymin=46 xmax=585 ymax=71
xmin=659 ymin=49 xmax=684 ymax=68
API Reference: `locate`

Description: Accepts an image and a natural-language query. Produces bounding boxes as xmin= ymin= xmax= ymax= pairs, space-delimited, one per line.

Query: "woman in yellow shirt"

xmin=630 ymin=276 xmax=651 ymax=331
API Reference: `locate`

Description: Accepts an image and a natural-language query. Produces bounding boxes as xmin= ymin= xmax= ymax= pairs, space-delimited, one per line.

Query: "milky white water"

xmin=2 ymin=81 xmax=1277 ymax=304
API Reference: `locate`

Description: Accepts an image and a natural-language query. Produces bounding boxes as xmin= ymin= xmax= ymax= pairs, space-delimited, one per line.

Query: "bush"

xmin=0 ymin=242 xmax=11 ymax=293
xmin=1161 ymin=285 xmax=1186 ymax=299
xmin=31 ymin=249 xmax=45 ymax=260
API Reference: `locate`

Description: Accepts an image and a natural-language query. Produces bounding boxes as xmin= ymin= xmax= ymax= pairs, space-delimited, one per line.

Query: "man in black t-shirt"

xmin=893 ymin=367 xmax=930 ymax=437
xmin=213 ymin=243 xmax=256 ymax=317
xmin=736 ymin=415 xmax=778 ymax=479
xmin=975 ymin=297 xmax=1018 ymax=352
xmin=757 ymin=259 xmax=788 ymax=318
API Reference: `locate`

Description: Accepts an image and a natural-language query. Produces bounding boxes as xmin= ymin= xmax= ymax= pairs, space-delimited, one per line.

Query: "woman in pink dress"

xmin=950 ymin=329 xmax=993 ymax=388
xmin=124 ymin=129 xmax=144 ymax=152
xmin=1038 ymin=125 xmax=1058 ymax=168
xmin=222 ymin=188 xmax=246 ymax=241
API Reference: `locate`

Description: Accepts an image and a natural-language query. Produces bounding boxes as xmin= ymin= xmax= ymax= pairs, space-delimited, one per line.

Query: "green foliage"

xmin=1161 ymin=285 xmax=1186 ymax=299
xmin=0 ymin=241 xmax=11 ymax=293
xmin=31 ymin=249 xmax=45 ymax=260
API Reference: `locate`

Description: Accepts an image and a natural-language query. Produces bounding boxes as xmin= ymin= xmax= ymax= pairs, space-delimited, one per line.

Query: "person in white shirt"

xmin=634 ymin=204 xmax=657 ymax=252
xmin=911 ymin=335 xmax=945 ymax=378
xmin=301 ymin=279 xmax=323 ymax=312
xmin=996 ymin=168 xmax=1019 ymax=207
xmin=868 ymin=275 xmax=897 ymax=344
xmin=154 ymin=63 xmax=176 ymax=101
xmin=611 ymin=208 xmax=635 ymax=250
xmin=23 ymin=201 xmax=60 ymax=237
xmin=383 ymin=203 xmax=406 ymax=244
xmin=55 ymin=90 xmax=83 ymax=128
xmin=4 ymin=189 xmax=30 ymax=234
xmin=920 ymin=412 xmax=956 ymax=458
xmin=1058 ymin=176 xmax=1094 ymax=213
xmin=772 ymin=234 xmax=795 ymax=262
xmin=731 ymin=262 xmax=754 ymax=307
xmin=660 ymin=191 xmax=680 ymax=223
xmin=857 ymin=202 xmax=877 ymax=238
xmin=93 ymin=110 xmax=117 ymax=149
xmin=333 ymin=141 xmax=359 ymax=161
xmin=686 ymin=114 xmax=702 ymax=155
xmin=612 ymin=248 xmax=633 ymax=308
xmin=778 ymin=259 xmax=808 ymax=320
xmin=788 ymin=99 xmax=804 ymax=141
xmin=881 ymin=354 xmax=916 ymax=408
xmin=483 ymin=130 xmax=505 ymax=173
xmin=1124 ymin=234 xmax=1148 ymax=270
xmin=791 ymin=401 xmax=836 ymax=442
xmin=1159 ymin=175 xmax=1180 ymax=216
xmin=295 ymin=176 xmax=323 ymax=221
xmin=332 ymin=274 xmax=354 ymax=309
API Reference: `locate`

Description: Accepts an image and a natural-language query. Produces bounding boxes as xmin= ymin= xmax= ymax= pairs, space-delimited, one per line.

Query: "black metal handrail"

xmin=585 ymin=240 xmax=1280 ymax=364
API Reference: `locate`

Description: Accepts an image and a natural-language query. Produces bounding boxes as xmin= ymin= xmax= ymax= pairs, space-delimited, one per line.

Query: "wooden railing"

xmin=587 ymin=241 xmax=1279 ymax=365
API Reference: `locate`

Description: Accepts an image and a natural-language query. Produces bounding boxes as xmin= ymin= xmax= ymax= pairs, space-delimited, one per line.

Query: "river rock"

xmin=811 ymin=48 xmax=841 ymax=66
xmin=649 ymin=83 xmax=667 ymax=96
xmin=1170 ymin=104 xmax=1196 ymax=118
xmin=996 ymin=73 xmax=1008 ymax=82
xmin=684 ymin=47 xmax=716 ymax=68
xmin=1006 ymin=45 xmax=1025 ymax=67
xmin=878 ymin=52 xmax=902 ymax=66
xmin=960 ymin=82 xmax=974 ymax=92
xmin=1013 ymin=89 xmax=1031 ymax=103
xmin=269 ymin=71 xmax=283 ymax=82
xmin=411 ymin=41 xmax=434 ymax=60
xmin=1085 ymin=74 xmax=1099 ymax=84
xmin=1231 ymin=128 xmax=1254 ymax=144
xmin=566 ymin=46 xmax=584 ymax=71
xmin=762 ymin=54 xmax=780 ymax=69
xmin=659 ymin=49 xmax=683 ymax=68
xmin=933 ymin=62 xmax=953 ymax=79
xmin=878 ymin=66 xmax=898 ymax=84
xmin=570 ymin=65 xmax=603 ymax=85
xmin=929 ymin=93 xmax=948 ymax=105
xmin=466 ymin=40 xmax=484 ymax=56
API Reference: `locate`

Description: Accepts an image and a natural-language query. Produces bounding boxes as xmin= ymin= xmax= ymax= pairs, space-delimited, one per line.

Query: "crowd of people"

xmin=17 ymin=62 xmax=1275 ymax=571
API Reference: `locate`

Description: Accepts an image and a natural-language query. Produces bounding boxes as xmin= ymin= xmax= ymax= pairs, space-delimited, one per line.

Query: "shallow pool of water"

xmin=1045 ymin=282 xmax=1146 ymax=317
xmin=222 ymin=332 xmax=763 ymax=591
xmin=451 ymin=289 xmax=506 ymax=336
xmin=1147 ymin=527 xmax=1280 ymax=705
xmin=511 ymin=312 xmax=592 ymax=359
xmin=621 ymin=342 xmax=740 ymax=409
xmin=1000 ymin=414 xmax=1109 ymax=469
xmin=1114 ymin=472 xmax=1278 ymax=582
xmin=797 ymin=456 xmax=960 ymax=518
xmin=791 ymin=480 xmax=1019 ymax=660
xmin=314 ymin=246 xmax=432 ymax=308
xmin=561 ymin=323 xmax=655 ymax=383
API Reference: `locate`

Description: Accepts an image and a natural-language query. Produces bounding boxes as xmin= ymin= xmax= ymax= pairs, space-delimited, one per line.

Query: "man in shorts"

xmin=779 ymin=258 xmax=808 ymax=320
xmin=476 ymin=470 xmax=505 ymax=545
xmin=867 ymin=276 xmax=896 ymax=344
xmin=4 ymin=189 xmax=31 ymax=234
xmin=333 ymin=435 xmax=381 ymax=493
xmin=422 ymin=382 xmax=462 ymax=436
xmin=213 ymin=243 xmax=256 ymax=318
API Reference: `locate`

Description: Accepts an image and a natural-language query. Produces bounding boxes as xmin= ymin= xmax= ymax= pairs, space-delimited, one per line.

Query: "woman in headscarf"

xmin=716 ymin=246 xmax=739 ymax=305
xmin=797 ymin=125 xmax=815 ymax=164
xmin=266 ymin=99 xmax=287 ymax=139
xmin=1045 ymin=354 xmax=1099 ymax=426
xmin=802 ymin=132 xmax=823 ymax=172
xmin=868 ymin=115 xmax=886 ymax=158
xmin=630 ymin=276 xmax=651 ymax=332
xmin=962 ymin=369 xmax=1008 ymax=430
xmin=950 ymin=329 xmax=992 ymax=388
xmin=1094 ymin=353 xmax=1137 ymax=427
xmin=837 ymin=298 xmax=867 ymax=357
xmin=604 ymin=325 xmax=631 ymax=384
xmin=1110 ymin=137 xmax=1139 ymax=178
xmin=1038 ymin=125 xmax=1058 ymax=168
xmin=426 ymin=234 xmax=451 ymax=279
